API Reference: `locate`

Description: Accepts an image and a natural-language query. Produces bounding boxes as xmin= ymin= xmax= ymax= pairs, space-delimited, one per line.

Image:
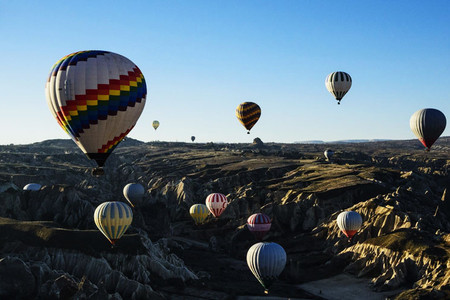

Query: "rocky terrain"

xmin=0 ymin=137 xmax=449 ymax=299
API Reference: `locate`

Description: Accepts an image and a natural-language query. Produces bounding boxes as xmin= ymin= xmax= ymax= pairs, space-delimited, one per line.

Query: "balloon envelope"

xmin=45 ymin=50 xmax=147 ymax=168
xmin=410 ymin=108 xmax=446 ymax=150
xmin=123 ymin=183 xmax=145 ymax=207
xmin=94 ymin=201 xmax=133 ymax=245
xmin=236 ymin=102 xmax=261 ymax=133
xmin=324 ymin=149 xmax=334 ymax=161
xmin=23 ymin=183 xmax=41 ymax=191
xmin=247 ymin=213 xmax=271 ymax=240
xmin=337 ymin=211 xmax=362 ymax=240
xmin=189 ymin=204 xmax=209 ymax=224
xmin=205 ymin=193 xmax=228 ymax=217
xmin=247 ymin=242 xmax=286 ymax=291
xmin=191 ymin=136 xmax=196 ymax=142
xmin=325 ymin=71 xmax=352 ymax=104
xmin=152 ymin=120 xmax=160 ymax=130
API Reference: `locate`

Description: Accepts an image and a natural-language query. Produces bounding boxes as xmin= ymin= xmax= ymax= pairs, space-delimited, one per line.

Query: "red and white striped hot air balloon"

xmin=337 ymin=211 xmax=362 ymax=241
xmin=247 ymin=213 xmax=271 ymax=240
xmin=205 ymin=193 xmax=228 ymax=217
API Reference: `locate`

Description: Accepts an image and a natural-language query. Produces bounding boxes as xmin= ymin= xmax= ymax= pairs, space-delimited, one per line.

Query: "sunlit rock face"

xmin=0 ymin=137 xmax=449 ymax=299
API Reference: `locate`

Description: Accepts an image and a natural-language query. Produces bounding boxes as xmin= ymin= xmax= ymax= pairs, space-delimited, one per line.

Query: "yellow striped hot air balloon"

xmin=152 ymin=120 xmax=160 ymax=130
xmin=236 ymin=102 xmax=261 ymax=134
xmin=94 ymin=201 xmax=133 ymax=245
xmin=189 ymin=204 xmax=209 ymax=225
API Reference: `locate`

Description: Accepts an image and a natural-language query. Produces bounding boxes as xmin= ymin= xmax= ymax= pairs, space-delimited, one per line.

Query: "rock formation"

xmin=0 ymin=137 xmax=449 ymax=299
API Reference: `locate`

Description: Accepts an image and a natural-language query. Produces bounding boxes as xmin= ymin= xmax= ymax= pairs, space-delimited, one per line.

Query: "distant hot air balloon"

xmin=191 ymin=136 xmax=196 ymax=142
xmin=23 ymin=183 xmax=42 ymax=191
xmin=410 ymin=108 xmax=446 ymax=151
xmin=337 ymin=211 xmax=362 ymax=241
xmin=205 ymin=193 xmax=228 ymax=217
xmin=247 ymin=213 xmax=271 ymax=240
xmin=247 ymin=242 xmax=286 ymax=293
xmin=236 ymin=102 xmax=261 ymax=134
xmin=324 ymin=149 xmax=334 ymax=161
xmin=152 ymin=120 xmax=160 ymax=130
xmin=189 ymin=204 xmax=209 ymax=225
xmin=123 ymin=183 xmax=145 ymax=207
xmin=325 ymin=71 xmax=352 ymax=104
xmin=94 ymin=201 xmax=133 ymax=245
xmin=45 ymin=50 xmax=147 ymax=176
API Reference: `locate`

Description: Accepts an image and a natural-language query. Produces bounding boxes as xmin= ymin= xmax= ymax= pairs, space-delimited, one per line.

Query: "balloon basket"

xmin=92 ymin=168 xmax=105 ymax=176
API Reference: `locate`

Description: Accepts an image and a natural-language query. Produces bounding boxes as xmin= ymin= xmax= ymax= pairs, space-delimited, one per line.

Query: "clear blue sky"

xmin=0 ymin=0 xmax=449 ymax=144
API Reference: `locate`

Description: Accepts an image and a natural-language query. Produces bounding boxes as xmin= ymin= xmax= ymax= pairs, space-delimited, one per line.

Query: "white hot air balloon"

xmin=324 ymin=149 xmax=334 ymax=161
xmin=337 ymin=211 xmax=362 ymax=241
xmin=23 ymin=183 xmax=42 ymax=191
xmin=123 ymin=183 xmax=145 ymax=207
xmin=247 ymin=242 xmax=286 ymax=293
xmin=325 ymin=71 xmax=352 ymax=104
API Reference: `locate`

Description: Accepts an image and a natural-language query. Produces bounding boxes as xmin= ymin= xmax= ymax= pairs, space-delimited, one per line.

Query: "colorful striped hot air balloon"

xmin=123 ymin=183 xmax=145 ymax=208
xmin=247 ymin=242 xmax=286 ymax=293
xmin=94 ymin=201 xmax=133 ymax=245
xmin=205 ymin=193 xmax=228 ymax=217
xmin=325 ymin=71 xmax=352 ymax=105
xmin=410 ymin=108 xmax=446 ymax=151
xmin=189 ymin=204 xmax=209 ymax=225
xmin=236 ymin=102 xmax=261 ymax=134
xmin=152 ymin=120 xmax=160 ymax=130
xmin=45 ymin=50 xmax=147 ymax=175
xmin=337 ymin=211 xmax=362 ymax=241
xmin=247 ymin=213 xmax=271 ymax=240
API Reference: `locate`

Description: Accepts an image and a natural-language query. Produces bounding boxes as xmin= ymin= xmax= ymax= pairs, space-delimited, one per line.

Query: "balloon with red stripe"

xmin=410 ymin=108 xmax=446 ymax=151
xmin=337 ymin=211 xmax=362 ymax=241
xmin=247 ymin=213 xmax=271 ymax=240
xmin=45 ymin=50 xmax=147 ymax=175
xmin=205 ymin=193 xmax=228 ymax=217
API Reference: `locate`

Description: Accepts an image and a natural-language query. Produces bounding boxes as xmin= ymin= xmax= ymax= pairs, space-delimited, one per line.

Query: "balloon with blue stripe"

xmin=189 ymin=204 xmax=209 ymax=225
xmin=94 ymin=201 xmax=133 ymax=245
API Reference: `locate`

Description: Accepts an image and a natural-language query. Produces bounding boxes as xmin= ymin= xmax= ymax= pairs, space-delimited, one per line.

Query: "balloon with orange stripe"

xmin=45 ymin=50 xmax=147 ymax=174
xmin=236 ymin=102 xmax=261 ymax=134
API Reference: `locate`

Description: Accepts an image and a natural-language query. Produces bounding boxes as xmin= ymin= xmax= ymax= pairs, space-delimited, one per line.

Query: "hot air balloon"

xmin=23 ymin=183 xmax=42 ymax=191
xmin=325 ymin=71 xmax=352 ymax=104
xmin=191 ymin=136 xmax=196 ymax=142
xmin=94 ymin=201 xmax=133 ymax=245
xmin=236 ymin=102 xmax=261 ymax=134
xmin=337 ymin=211 xmax=362 ymax=241
xmin=45 ymin=50 xmax=147 ymax=176
xmin=410 ymin=108 xmax=446 ymax=151
xmin=152 ymin=120 xmax=160 ymax=130
xmin=324 ymin=149 xmax=334 ymax=161
xmin=123 ymin=183 xmax=145 ymax=207
xmin=247 ymin=213 xmax=271 ymax=240
xmin=189 ymin=204 xmax=209 ymax=225
xmin=205 ymin=193 xmax=228 ymax=217
xmin=247 ymin=242 xmax=286 ymax=293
